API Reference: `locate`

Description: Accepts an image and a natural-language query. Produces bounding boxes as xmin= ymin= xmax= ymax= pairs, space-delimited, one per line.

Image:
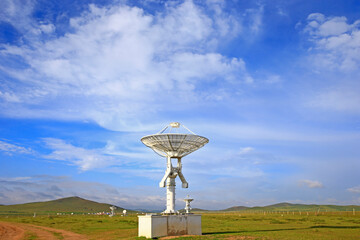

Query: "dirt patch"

xmin=0 ymin=221 xmax=88 ymax=240
xmin=0 ymin=222 xmax=25 ymax=240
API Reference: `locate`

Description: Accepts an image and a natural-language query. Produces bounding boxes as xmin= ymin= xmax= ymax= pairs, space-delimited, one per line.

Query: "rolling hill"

xmin=223 ymin=206 xmax=249 ymax=211
xmin=0 ymin=196 xmax=125 ymax=215
xmin=223 ymin=202 xmax=360 ymax=212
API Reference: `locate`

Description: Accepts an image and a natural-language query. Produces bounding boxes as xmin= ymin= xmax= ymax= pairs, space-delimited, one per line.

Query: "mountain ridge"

xmin=0 ymin=196 xmax=125 ymax=215
xmin=220 ymin=202 xmax=360 ymax=212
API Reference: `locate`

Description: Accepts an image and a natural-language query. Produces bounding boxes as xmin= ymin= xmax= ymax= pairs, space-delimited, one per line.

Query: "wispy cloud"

xmin=307 ymin=85 xmax=360 ymax=114
xmin=193 ymin=121 xmax=360 ymax=143
xmin=0 ymin=140 xmax=32 ymax=155
xmin=244 ymin=4 xmax=264 ymax=35
xmin=299 ymin=179 xmax=324 ymax=189
xmin=42 ymin=138 xmax=161 ymax=172
xmin=347 ymin=186 xmax=360 ymax=193
xmin=0 ymin=0 xmax=35 ymax=33
xmin=43 ymin=138 xmax=118 ymax=171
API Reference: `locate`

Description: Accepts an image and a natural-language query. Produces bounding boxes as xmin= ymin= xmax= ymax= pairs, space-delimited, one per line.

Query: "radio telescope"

xmin=109 ymin=206 xmax=116 ymax=217
xmin=141 ymin=122 xmax=208 ymax=214
xmin=184 ymin=195 xmax=193 ymax=214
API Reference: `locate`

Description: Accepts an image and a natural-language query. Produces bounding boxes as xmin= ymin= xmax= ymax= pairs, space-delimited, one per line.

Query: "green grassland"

xmin=1 ymin=211 xmax=360 ymax=239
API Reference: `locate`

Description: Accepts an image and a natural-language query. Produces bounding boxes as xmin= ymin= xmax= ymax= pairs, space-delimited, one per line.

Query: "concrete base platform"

xmin=138 ymin=214 xmax=202 ymax=238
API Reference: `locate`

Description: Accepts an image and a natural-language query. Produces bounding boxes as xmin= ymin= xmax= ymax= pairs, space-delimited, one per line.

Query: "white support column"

xmin=177 ymin=158 xmax=188 ymax=188
xmin=165 ymin=176 xmax=176 ymax=213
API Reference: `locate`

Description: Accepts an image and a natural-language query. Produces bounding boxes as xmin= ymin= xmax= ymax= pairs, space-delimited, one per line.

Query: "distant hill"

xmin=222 ymin=202 xmax=360 ymax=212
xmin=133 ymin=208 xmax=163 ymax=213
xmin=191 ymin=208 xmax=209 ymax=212
xmin=137 ymin=203 xmax=360 ymax=213
xmin=177 ymin=208 xmax=209 ymax=213
xmin=223 ymin=206 xmax=249 ymax=211
xmin=0 ymin=196 xmax=125 ymax=215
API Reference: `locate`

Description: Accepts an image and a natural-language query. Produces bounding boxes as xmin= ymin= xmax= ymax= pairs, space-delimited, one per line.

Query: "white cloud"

xmin=0 ymin=91 xmax=21 ymax=103
xmin=42 ymin=138 xmax=162 ymax=172
xmin=307 ymin=85 xmax=360 ymax=114
xmin=307 ymin=14 xmax=350 ymax=37
xmin=302 ymin=13 xmax=360 ymax=115
xmin=0 ymin=140 xmax=32 ymax=154
xmin=298 ymin=179 xmax=324 ymax=188
xmin=43 ymin=138 xmax=116 ymax=171
xmin=238 ymin=147 xmax=254 ymax=155
xmin=264 ymin=74 xmax=281 ymax=84
xmin=347 ymin=186 xmax=360 ymax=193
xmin=244 ymin=4 xmax=264 ymax=35
xmin=304 ymin=13 xmax=360 ymax=71
xmin=183 ymin=145 xmax=270 ymax=179
xmin=193 ymin=121 xmax=360 ymax=143
xmin=0 ymin=0 xmax=35 ymax=32
xmin=0 ymin=1 xmax=251 ymax=131
xmin=0 ymin=176 xmax=32 ymax=181
xmin=205 ymin=0 xmax=242 ymax=38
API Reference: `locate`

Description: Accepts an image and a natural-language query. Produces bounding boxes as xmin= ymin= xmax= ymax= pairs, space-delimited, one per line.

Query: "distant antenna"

xmin=141 ymin=122 xmax=208 ymax=214
xmin=184 ymin=195 xmax=194 ymax=214
xmin=109 ymin=206 xmax=116 ymax=217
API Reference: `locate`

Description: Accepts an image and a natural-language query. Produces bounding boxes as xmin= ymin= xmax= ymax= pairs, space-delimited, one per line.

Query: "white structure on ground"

xmin=184 ymin=195 xmax=194 ymax=214
xmin=138 ymin=122 xmax=208 ymax=238
xmin=123 ymin=209 xmax=127 ymax=216
xmin=109 ymin=206 xmax=116 ymax=217
xmin=138 ymin=214 xmax=202 ymax=238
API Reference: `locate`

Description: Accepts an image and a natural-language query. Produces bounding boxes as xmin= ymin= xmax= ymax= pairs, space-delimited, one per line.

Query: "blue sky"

xmin=1 ymin=0 xmax=360 ymax=210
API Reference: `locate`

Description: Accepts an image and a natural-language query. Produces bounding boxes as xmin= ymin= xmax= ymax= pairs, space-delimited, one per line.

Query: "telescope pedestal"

xmin=164 ymin=177 xmax=176 ymax=214
xmin=138 ymin=214 xmax=201 ymax=238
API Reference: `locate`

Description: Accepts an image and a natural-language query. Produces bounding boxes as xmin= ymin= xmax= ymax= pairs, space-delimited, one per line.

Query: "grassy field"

xmin=1 ymin=211 xmax=360 ymax=239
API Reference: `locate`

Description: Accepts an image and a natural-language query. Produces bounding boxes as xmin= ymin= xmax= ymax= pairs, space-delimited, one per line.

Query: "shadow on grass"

xmin=311 ymin=225 xmax=360 ymax=229
xmin=203 ymin=225 xmax=360 ymax=235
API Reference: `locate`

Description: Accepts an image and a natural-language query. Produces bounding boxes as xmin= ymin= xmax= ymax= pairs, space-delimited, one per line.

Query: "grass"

xmin=1 ymin=212 xmax=360 ymax=239
xmin=52 ymin=231 xmax=64 ymax=239
xmin=24 ymin=231 xmax=37 ymax=240
xmin=201 ymin=212 xmax=360 ymax=239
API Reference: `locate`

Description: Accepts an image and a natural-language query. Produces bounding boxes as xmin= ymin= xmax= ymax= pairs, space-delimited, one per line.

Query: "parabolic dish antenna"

xmin=141 ymin=123 xmax=209 ymax=158
xmin=141 ymin=122 xmax=208 ymax=214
